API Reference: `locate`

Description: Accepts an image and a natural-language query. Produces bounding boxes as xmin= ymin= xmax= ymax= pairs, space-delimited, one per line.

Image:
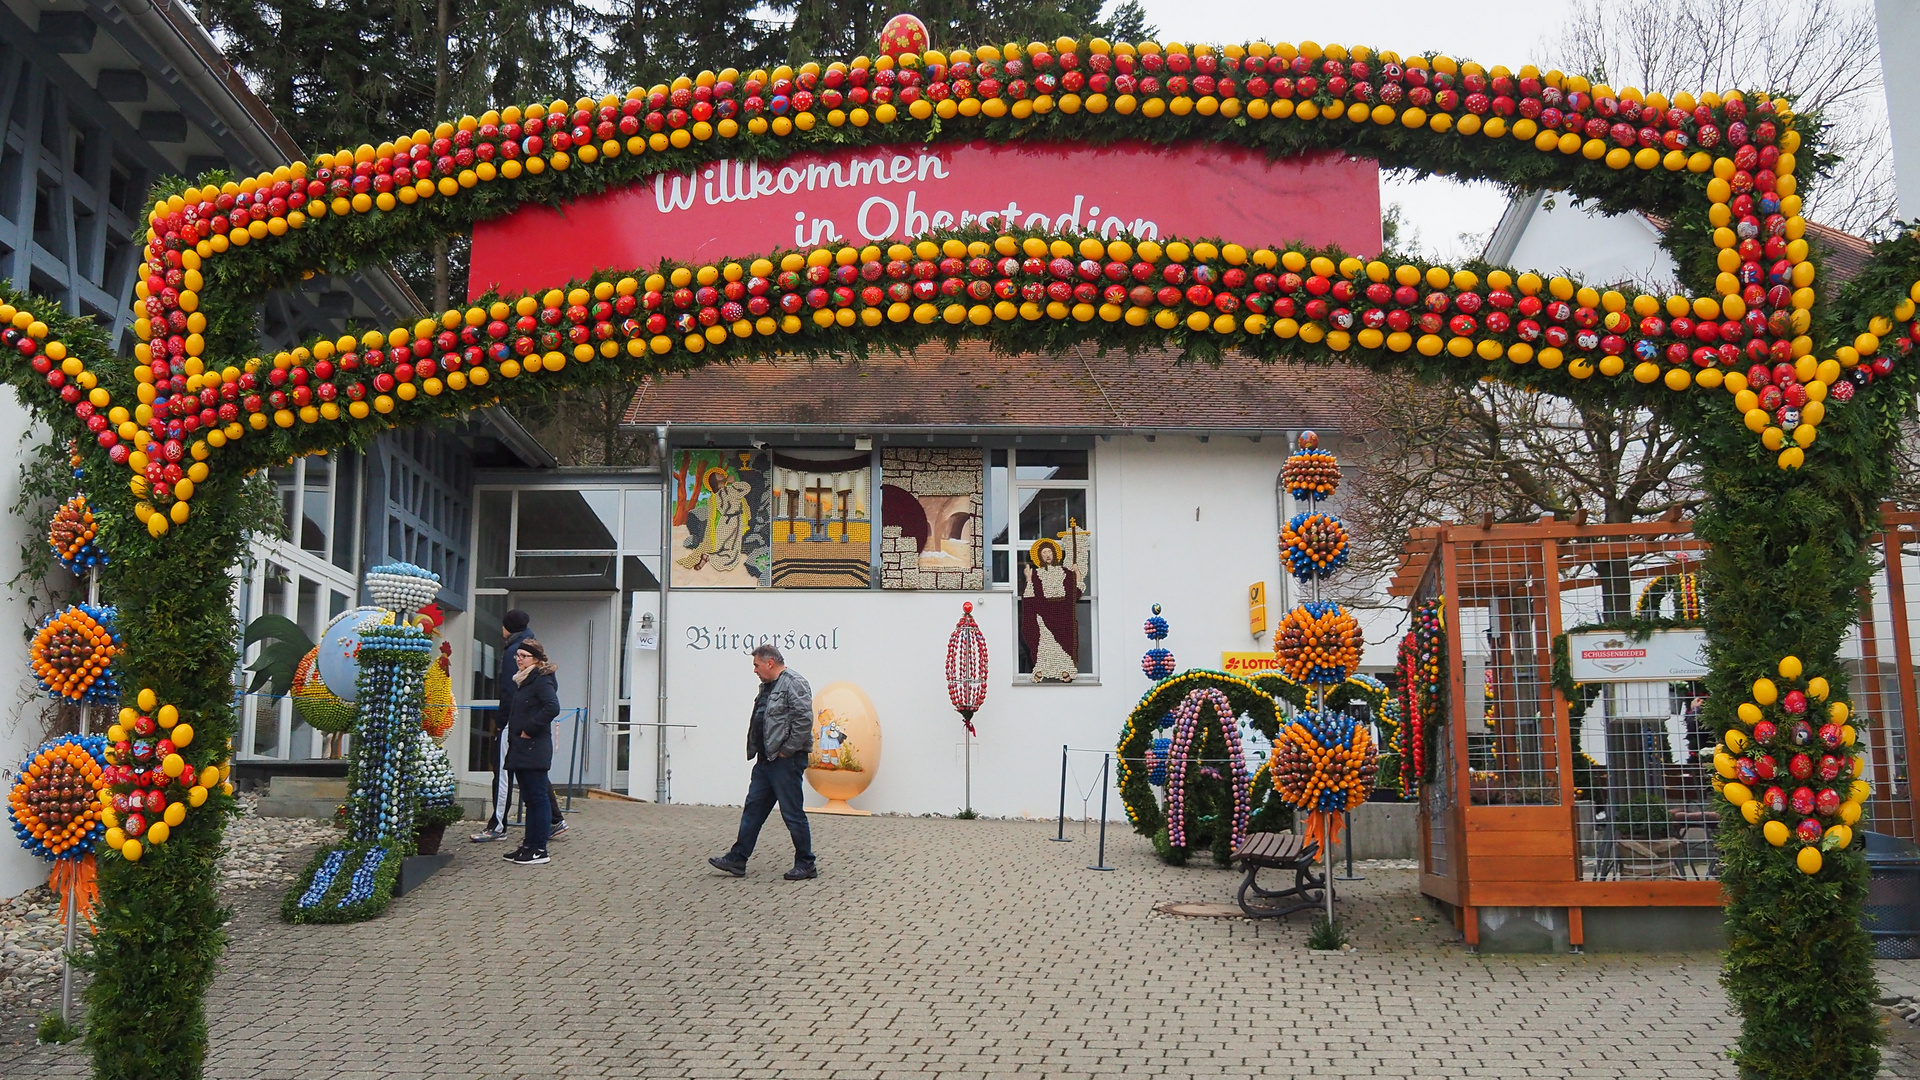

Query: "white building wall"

xmin=0 ymin=391 xmax=54 ymax=897
xmin=1879 ymin=0 xmax=1920 ymax=220
xmin=1503 ymin=198 xmax=1678 ymax=291
xmin=657 ymin=436 xmax=1396 ymax=820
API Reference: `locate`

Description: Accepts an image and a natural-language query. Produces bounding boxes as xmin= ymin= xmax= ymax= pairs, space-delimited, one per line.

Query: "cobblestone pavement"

xmin=3 ymin=800 xmax=1917 ymax=1078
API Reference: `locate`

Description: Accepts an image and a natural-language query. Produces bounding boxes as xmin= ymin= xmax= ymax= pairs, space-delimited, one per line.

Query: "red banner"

xmin=468 ymin=141 xmax=1379 ymax=299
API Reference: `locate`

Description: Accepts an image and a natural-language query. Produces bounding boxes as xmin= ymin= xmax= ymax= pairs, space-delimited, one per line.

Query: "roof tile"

xmin=622 ymin=341 xmax=1372 ymax=434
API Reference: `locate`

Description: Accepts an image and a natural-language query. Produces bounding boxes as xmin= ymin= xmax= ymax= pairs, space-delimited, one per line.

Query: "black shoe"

xmin=502 ymin=846 xmax=525 ymax=861
xmin=708 ymin=856 xmax=747 ymax=877
xmin=784 ymin=861 xmax=818 ymax=881
xmin=508 ymin=848 xmax=549 ymax=865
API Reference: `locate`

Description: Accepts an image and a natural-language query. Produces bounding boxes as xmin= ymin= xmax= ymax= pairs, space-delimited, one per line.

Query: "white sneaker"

xmin=470 ymin=827 xmax=508 ymax=843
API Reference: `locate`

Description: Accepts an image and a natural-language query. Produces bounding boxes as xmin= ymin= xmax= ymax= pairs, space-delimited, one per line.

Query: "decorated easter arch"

xmin=0 ymin=20 xmax=1915 ymax=1080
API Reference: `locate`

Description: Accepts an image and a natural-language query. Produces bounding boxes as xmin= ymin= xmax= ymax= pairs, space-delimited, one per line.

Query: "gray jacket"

xmin=750 ymin=668 xmax=814 ymax=760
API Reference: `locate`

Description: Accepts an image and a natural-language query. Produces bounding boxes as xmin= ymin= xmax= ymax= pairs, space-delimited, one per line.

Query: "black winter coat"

xmin=504 ymin=669 xmax=560 ymax=770
xmin=495 ymin=629 xmax=534 ymax=731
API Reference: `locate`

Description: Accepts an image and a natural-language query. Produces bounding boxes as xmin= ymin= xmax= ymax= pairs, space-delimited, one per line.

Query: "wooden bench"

xmin=1231 ymin=831 xmax=1325 ymax=919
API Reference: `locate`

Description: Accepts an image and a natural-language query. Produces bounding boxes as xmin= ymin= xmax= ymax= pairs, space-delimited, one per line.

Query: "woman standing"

xmin=504 ymin=639 xmax=561 ymax=866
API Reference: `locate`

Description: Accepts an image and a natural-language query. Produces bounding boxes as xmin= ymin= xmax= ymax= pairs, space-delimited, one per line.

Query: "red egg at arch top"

xmin=879 ymin=14 xmax=930 ymax=58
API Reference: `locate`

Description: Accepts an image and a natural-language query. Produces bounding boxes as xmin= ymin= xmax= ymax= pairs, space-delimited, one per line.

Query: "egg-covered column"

xmin=346 ymin=624 xmax=432 ymax=845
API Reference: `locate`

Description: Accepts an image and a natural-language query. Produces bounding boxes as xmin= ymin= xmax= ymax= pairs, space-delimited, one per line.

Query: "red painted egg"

xmin=878 ymin=14 xmax=930 ymax=58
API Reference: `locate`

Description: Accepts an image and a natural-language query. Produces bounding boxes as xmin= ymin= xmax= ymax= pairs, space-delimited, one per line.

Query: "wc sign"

xmin=1566 ymin=629 xmax=1708 ymax=682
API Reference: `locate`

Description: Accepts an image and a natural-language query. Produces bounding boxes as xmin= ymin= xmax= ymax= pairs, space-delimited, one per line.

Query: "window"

xmin=1003 ymin=448 xmax=1095 ymax=678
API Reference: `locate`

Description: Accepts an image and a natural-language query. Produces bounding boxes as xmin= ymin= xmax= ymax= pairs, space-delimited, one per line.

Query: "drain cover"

xmin=1156 ymin=902 xmax=1244 ymax=918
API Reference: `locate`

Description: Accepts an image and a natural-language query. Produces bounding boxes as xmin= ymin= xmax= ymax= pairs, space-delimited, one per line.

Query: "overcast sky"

xmin=1126 ymin=0 xmax=1579 ymax=261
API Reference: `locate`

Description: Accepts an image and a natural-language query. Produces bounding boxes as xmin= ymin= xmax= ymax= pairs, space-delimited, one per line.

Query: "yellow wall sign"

xmin=1222 ymin=652 xmax=1282 ymax=675
xmin=1248 ymin=582 xmax=1268 ymax=638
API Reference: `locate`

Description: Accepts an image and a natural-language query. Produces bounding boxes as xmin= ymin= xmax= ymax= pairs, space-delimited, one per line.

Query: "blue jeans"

xmin=514 ymin=768 xmax=553 ymax=852
xmin=728 ymin=753 xmax=814 ymax=865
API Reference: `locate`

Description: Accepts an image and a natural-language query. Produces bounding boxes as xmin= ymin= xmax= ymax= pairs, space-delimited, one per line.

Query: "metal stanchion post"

xmin=59 ymin=880 xmax=75 ymax=1023
xmin=1336 ymin=809 xmax=1365 ymax=881
xmin=1050 ymin=743 xmax=1071 ymax=842
xmin=1088 ymin=753 xmax=1114 ymax=871
xmin=564 ymin=708 xmax=585 ymax=812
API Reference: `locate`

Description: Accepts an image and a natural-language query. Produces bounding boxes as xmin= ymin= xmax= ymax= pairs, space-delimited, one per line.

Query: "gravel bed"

xmin=1 ymin=797 xmax=339 ymax=1026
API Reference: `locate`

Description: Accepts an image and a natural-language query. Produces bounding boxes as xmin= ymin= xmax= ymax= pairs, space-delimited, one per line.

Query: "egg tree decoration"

xmin=2 ymin=15 xmax=1915 ymax=1079
xmin=1270 ymin=431 xmax=1378 ymax=925
xmin=30 ymin=603 xmax=121 ymax=704
xmin=414 ymin=731 xmax=462 ymax=829
xmin=1394 ymin=596 xmax=1447 ymax=796
xmin=1162 ymin=686 xmax=1253 ymax=855
xmin=48 ymin=494 xmax=103 ymax=575
xmin=1281 ymin=511 xmax=1349 ymax=581
xmin=8 ymin=735 xmax=109 ymax=911
xmin=1141 ymin=604 xmax=1176 ymax=680
xmin=945 ymin=600 xmax=988 ymax=816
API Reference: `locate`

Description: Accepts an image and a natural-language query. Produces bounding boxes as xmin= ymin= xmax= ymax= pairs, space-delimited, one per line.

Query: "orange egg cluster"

xmin=30 ymin=605 xmax=120 ymax=702
xmin=48 ymin=494 xmax=96 ymax=563
xmin=8 ymin=739 xmax=106 ymax=859
xmin=1272 ymin=715 xmax=1377 ymax=812
xmin=1282 ymin=449 xmax=1341 ymax=501
xmin=1273 ymin=601 xmax=1361 ymax=685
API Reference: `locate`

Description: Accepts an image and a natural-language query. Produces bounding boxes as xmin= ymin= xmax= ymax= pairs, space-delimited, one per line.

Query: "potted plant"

xmin=1613 ymin=793 xmax=1681 ymax=880
xmin=413 ymin=800 xmax=464 ymax=856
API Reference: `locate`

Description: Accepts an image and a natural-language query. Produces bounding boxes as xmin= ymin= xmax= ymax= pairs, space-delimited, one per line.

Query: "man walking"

xmin=709 ymin=645 xmax=817 ymax=880
xmin=472 ymin=609 xmax=569 ymax=842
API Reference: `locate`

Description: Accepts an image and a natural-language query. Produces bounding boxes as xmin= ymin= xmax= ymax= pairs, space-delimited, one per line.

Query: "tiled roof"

xmin=621 ymin=341 xmax=1372 ymax=434
xmin=1802 ymin=221 xmax=1874 ymax=286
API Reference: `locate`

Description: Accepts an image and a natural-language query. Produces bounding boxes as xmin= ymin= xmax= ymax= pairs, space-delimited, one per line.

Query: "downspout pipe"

xmin=656 ymin=424 xmax=670 ymax=803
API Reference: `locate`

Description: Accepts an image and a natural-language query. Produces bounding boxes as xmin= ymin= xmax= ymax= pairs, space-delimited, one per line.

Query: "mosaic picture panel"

xmin=769 ymin=449 xmax=873 ymax=588
xmin=671 ymin=449 xmax=771 ymax=588
xmin=880 ymin=447 xmax=984 ymax=590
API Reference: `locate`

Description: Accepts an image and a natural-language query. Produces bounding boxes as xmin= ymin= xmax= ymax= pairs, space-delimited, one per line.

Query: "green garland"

xmin=1117 ymin=670 xmax=1280 ymax=865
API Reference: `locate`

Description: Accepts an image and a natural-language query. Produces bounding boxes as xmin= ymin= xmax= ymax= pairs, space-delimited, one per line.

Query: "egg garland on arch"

xmin=1713 ymin=656 xmax=1865 ymax=876
xmin=73 ymin=27 xmax=1920 ymax=545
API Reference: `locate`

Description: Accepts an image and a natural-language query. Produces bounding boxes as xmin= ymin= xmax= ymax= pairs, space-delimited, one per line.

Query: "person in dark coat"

xmin=472 ymin=609 xmax=568 ymax=842
xmin=709 ymin=644 xmax=817 ymax=880
xmin=503 ymin=639 xmax=561 ymax=865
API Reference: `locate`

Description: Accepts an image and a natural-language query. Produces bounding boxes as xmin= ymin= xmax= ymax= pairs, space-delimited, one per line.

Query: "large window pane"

xmin=1014 ymin=449 xmax=1088 ymax=482
xmin=331 ymin=452 xmax=359 ymax=572
xmin=470 ymin=593 xmax=506 ymax=701
xmin=988 ymin=450 xmax=1009 ymax=586
xmin=623 ymin=489 xmax=662 ymax=554
xmin=517 ymin=489 xmax=617 ymax=550
xmin=468 ymin=593 xmax=507 ymax=772
xmin=1018 ymin=489 xmax=1088 ymax=552
xmin=475 ymin=490 xmax=511 ymax=583
xmin=301 ymin=457 xmax=331 ymax=554
xmin=270 ymin=465 xmax=298 ymax=541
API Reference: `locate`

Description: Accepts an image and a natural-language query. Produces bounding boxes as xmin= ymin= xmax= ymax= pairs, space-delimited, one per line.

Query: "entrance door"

xmin=513 ymin=597 xmax=617 ymax=792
